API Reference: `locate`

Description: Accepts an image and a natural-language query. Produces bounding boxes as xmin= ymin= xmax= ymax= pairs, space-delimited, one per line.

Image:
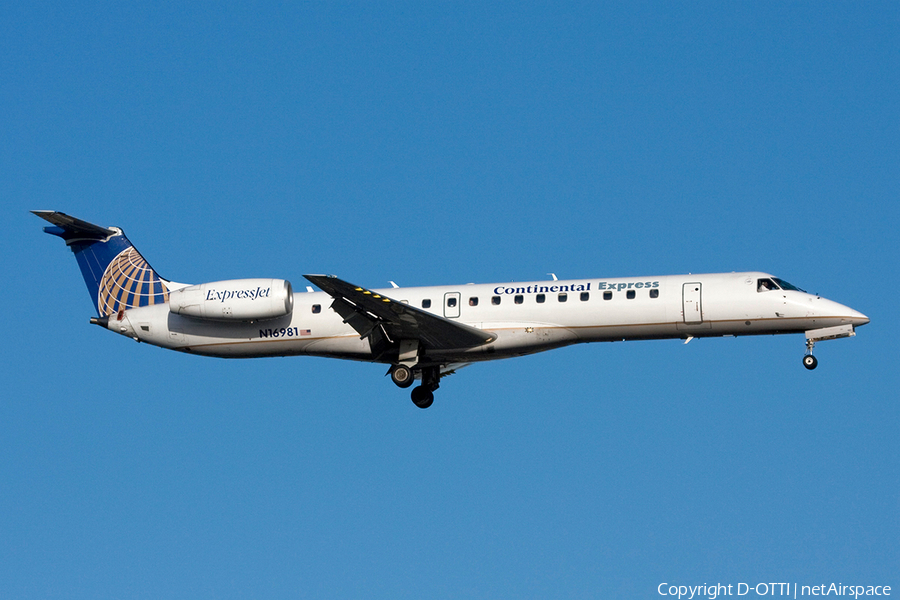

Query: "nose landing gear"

xmin=803 ymin=339 xmax=818 ymax=370
xmin=802 ymin=324 xmax=858 ymax=370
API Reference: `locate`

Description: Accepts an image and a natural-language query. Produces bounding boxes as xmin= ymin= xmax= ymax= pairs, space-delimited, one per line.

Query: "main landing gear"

xmin=389 ymin=365 xmax=440 ymax=408
xmin=389 ymin=364 xmax=415 ymax=388
xmin=410 ymin=385 xmax=434 ymax=409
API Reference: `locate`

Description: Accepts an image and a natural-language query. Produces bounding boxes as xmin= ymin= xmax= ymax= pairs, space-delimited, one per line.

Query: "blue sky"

xmin=2 ymin=2 xmax=898 ymax=598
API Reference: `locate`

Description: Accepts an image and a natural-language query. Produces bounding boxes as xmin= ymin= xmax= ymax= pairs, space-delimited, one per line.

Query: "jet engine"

xmin=169 ymin=278 xmax=293 ymax=321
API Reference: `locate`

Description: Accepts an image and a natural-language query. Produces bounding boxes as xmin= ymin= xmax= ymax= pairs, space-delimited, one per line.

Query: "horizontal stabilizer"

xmin=32 ymin=210 xmax=115 ymax=243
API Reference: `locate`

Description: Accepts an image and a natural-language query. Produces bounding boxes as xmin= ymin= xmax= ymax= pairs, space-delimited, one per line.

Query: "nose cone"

xmin=849 ymin=308 xmax=870 ymax=327
xmin=820 ymin=297 xmax=869 ymax=327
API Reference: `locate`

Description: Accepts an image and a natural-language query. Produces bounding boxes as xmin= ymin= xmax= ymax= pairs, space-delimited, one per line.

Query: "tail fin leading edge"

xmin=33 ymin=211 xmax=170 ymax=317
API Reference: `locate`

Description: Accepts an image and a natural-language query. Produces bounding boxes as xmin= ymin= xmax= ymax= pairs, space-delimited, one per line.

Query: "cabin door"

xmin=682 ymin=283 xmax=703 ymax=324
xmin=444 ymin=292 xmax=461 ymax=318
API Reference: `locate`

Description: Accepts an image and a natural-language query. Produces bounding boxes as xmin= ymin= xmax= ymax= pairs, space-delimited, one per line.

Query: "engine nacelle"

xmin=169 ymin=279 xmax=293 ymax=321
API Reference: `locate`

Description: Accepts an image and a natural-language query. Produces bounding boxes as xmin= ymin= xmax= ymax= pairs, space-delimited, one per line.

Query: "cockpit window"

xmin=757 ymin=278 xmax=778 ymax=292
xmin=772 ymin=278 xmax=805 ymax=293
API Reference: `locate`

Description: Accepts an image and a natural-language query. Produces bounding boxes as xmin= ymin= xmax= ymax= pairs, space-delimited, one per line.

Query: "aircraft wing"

xmin=304 ymin=274 xmax=497 ymax=350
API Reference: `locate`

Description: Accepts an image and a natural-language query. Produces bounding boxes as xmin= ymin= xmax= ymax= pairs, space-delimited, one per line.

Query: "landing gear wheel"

xmin=411 ymin=386 xmax=434 ymax=409
xmin=803 ymin=355 xmax=818 ymax=370
xmin=390 ymin=365 xmax=415 ymax=388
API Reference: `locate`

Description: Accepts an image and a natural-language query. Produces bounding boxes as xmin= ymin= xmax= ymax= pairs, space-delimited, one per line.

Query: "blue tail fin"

xmin=33 ymin=211 xmax=170 ymax=317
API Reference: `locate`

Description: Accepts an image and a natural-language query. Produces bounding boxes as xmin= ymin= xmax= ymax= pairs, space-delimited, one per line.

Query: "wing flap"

xmin=304 ymin=274 xmax=496 ymax=350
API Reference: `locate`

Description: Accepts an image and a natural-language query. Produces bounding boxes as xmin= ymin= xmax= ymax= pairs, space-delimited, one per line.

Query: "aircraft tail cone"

xmin=90 ymin=316 xmax=109 ymax=329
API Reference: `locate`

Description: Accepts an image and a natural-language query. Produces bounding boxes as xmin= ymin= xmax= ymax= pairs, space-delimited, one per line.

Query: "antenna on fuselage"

xmin=548 ymin=273 xmax=558 ymax=281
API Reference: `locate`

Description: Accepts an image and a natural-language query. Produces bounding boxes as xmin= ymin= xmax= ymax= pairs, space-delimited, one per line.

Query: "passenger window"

xmin=492 ymin=296 xmax=501 ymax=305
xmin=558 ymin=293 xmax=567 ymax=302
xmin=312 ymin=304 xmax=321 ymax=314
xmin=603 ymin=291 xmax=613 ymax=300
xmin=514 ymin=295 xmax=524 ymax=304
xmin=580 ymin=292 xmax=589 ymax=301
xmin=447 ymin=297 xmax=457 ymax=308
xmin=650 ymin=289 xmax=659 ymax=299
xmin=422 ymin=299 xmax=431 ymax=308
xmin=626 ymin=290 xmax=636 ymax=299
xmin=469 ymin=297 xmax=478 ymax=306
xmin=536 ymin=294 xmax=545 ymax=303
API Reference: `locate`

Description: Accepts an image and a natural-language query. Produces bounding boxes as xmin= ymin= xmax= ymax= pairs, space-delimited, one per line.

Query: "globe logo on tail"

xmin=97 ymin=246 xmax=169 ymax=316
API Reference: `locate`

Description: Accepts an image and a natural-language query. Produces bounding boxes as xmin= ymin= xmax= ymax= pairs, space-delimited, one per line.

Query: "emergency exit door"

xmin=682 ymin=283 xmax=703 ymax=324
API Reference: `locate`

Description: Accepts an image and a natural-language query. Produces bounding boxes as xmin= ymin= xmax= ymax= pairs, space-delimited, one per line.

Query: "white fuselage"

xmin=109 ymin=271 xmax=868 ymax=365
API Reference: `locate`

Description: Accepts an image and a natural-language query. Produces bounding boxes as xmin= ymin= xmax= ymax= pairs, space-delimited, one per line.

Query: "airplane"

xmin=33 ymin=210 xmax=870 ymax=409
